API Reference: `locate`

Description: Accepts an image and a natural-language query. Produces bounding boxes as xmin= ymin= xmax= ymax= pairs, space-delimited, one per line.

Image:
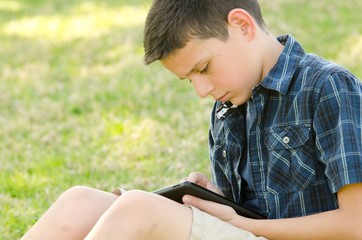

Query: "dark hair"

xmin=144 ymin=0 xmax=266 ymax=65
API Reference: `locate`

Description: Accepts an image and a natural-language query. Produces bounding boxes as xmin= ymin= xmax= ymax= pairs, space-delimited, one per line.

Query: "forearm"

xmin=235 ymin=208 xmax=360 ymax=240
xmin=183 ymin=180 xmax=362 ymax=239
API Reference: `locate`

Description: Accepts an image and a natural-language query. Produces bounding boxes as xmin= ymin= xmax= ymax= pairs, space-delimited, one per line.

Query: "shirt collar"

xmin=213 ymin=35 xmax=306 ymax=121
xmin=260 ymin=34 xmax=306 ymax=95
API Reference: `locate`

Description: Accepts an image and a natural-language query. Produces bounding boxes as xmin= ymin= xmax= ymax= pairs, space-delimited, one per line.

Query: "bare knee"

xmin=116 ymin=190 xmax=160 ymax=212
xmin=110 ymin=190 xmax=157 ymax=217
xmin=22 ymin=186 xmax=116 ymax=240
xmin=53 ymin=186 xmax=105 ymax=225
xmin=55 ymin=185 xmax=118 ymax=219
xmin=101 ymin=190 xmax=161 ymax=234
xmin=57 ymin=186 xmax=97 ymax=204
xmin=88 ymin=190 xmax=192 ymax=239
xmin=52 ymin=186 xmax=117 ymax=237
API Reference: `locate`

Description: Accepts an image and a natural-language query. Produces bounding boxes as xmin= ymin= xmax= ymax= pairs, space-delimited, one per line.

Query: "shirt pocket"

xmin=265 ymin=124 xmax=316 ymax=193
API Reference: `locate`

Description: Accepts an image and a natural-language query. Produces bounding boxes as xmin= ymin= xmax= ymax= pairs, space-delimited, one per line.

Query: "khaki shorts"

xmin=112 ymin=188 xmax=267 ymax=240
xmin=190 ymin=206 xmax=267 ymax=240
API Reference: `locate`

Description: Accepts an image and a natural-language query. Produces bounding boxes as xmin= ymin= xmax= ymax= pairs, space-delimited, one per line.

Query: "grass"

xmin=1 ymin=0 xmax=361 ymax=238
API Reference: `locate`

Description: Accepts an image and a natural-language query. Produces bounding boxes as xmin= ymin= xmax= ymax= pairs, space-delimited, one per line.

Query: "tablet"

xmin=153 ymin=181 xmax=265 ymax=219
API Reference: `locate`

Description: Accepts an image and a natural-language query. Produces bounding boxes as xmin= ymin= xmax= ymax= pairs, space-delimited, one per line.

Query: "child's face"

xmin=161 ymin=28 xmax=264 ymax=106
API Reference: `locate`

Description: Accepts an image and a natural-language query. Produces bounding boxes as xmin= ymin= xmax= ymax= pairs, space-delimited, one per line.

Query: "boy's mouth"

xmin=214 ymin=93 xmax=229 ymax=102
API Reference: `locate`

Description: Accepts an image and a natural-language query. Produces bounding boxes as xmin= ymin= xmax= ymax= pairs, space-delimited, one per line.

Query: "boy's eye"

xmin=199 ymin=64 xmax=209 ymax=74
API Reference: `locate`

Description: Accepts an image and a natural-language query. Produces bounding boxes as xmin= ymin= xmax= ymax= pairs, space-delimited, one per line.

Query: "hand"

xmin=181 ymin=173 xmax=245 ymax=227
xmin=182 ymin=194 xmax=240 ymax=225
xmin=181 ymin=172 xmax=224 ymax=196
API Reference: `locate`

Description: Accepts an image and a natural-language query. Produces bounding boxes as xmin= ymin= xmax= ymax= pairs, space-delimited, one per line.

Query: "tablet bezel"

xmin=153 ymin=181 xmax=265 ymax=219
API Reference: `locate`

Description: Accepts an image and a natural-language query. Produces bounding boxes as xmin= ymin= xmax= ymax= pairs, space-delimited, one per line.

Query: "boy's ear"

xmin=227 ymin=8 xmax=256 ymax=40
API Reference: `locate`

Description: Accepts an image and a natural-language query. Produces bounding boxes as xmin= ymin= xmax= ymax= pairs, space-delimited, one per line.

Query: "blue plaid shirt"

xmin=209 ymin=34 xmax=362 ymax=219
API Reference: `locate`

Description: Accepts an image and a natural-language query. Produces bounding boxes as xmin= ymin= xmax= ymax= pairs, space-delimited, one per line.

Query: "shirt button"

xmin=223 ymin=149 xmax=226 ymax=158
xmin=283 ymin=136 xmax=290 ymax=144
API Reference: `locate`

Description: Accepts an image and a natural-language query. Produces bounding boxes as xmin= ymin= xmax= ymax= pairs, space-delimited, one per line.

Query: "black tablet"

xmin=154 ymin=181 xmax=265 ymax=219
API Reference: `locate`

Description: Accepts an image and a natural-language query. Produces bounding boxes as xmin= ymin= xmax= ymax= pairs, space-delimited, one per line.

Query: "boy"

xmin=22 ymin=0 xmax=362 ymax=239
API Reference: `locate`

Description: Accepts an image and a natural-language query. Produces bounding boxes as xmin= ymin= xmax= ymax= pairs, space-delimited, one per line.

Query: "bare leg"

xmin=21 ymin=186 xmax=118 ymax=240
xmin=85 ymin=190 xmax=193 ymax=240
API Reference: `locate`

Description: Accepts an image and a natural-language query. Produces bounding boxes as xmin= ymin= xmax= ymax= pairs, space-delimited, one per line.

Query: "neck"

xmin=259 ymin=31 xmax=284 ymax=80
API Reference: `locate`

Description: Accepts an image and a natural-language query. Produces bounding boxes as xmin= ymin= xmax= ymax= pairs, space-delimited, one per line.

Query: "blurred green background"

xmin=1 ymin=0 xmax=361 ymax=238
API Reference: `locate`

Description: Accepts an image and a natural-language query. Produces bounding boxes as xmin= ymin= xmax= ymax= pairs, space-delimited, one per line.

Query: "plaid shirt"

xmin=209 ymin=34 xmax=362 ymax=219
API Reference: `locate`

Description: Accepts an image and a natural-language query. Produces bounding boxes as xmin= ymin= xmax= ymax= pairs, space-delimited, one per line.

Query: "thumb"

xmin=182 ymin=194 xmax=220 ymax=213
xmin=182 ymin=195 xmax=203 ymax=208
xmin=182 ymin=195 xmax=237 ymax=222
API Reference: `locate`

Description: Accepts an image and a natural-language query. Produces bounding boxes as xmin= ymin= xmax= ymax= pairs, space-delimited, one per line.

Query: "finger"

xmin=187 ymin=172 xmax=209 ymax=185
xmin=187 ymin=173 xmax=224 ymax=195
xmin=179 ymin=177 xmax=189 ymax=183
xmin=180 ymin=172 xmax=206 ymax=183
xmin=182 ymin=195 xmax=236 ymax=222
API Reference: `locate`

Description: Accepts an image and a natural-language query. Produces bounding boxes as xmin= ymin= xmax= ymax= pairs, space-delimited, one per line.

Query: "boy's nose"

xmin=191 ymin=76 xmax=214 ymax=98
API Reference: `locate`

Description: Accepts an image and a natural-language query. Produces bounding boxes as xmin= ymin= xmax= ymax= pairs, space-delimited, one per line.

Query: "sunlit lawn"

xmin=1 ymin=0 xmax=361 ymax=238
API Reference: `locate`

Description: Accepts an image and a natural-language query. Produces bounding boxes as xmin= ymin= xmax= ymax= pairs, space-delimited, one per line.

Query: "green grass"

xmin=1 ymin=0 xmax=361 ymax=238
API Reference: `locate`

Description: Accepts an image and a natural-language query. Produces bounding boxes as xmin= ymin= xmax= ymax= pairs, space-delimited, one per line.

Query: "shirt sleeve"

xmin=313 ymin=71 xmax=362 ymax=193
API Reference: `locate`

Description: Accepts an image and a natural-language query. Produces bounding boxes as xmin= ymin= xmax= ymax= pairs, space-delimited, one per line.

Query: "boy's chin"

xmin=229 ymin=99 xmax=245 ymax=106
xmin=232 ymin=94 xmax=254 ymax=106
